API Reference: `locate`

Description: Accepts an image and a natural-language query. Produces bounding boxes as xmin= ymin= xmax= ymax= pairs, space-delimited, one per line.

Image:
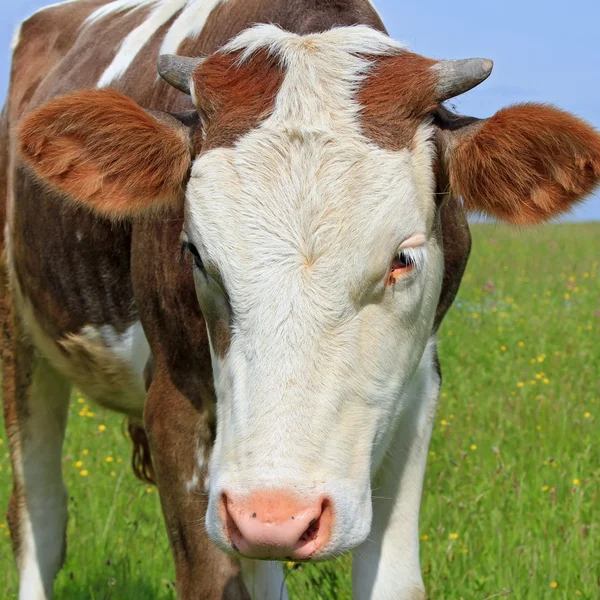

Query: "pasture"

xmin=0 ymin=222 xmax=598 ymax=599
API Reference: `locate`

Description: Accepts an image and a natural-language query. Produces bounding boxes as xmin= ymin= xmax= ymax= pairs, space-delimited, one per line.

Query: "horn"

xmin=157 ymin=55 xmax=203 ymax=95
xmin=433 ymin=58 xmax=493 ymax=102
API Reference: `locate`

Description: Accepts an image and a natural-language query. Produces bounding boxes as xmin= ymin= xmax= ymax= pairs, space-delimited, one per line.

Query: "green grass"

xmin=1 ymin=223 xmax=598 ymax=599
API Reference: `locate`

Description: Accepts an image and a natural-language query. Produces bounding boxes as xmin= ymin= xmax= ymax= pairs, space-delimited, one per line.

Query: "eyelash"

xmin=181 ymin=241 xmax=206 ymax=273
xmin=387 ymin=247 xmax=424 ymax=286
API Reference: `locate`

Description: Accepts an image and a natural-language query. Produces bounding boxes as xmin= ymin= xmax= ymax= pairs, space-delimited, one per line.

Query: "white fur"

xmin=183 ymin=27 xmax=443 ymax=588
xmin=96 ymin=0 xmax=188 ymax=86
xmin=240 ymin=559 xmax=289 ymax=600
xmin=353 ymin=338 xmax=439 ymax=599
xmin=16 ymin=360 xmax=71 ymax=600
xmin=85 ymin=0 xmax=160 ymax=24
xmin=88 ymin=0 xmax=227 ymax=86
xmin=159 ymin=0 xmax=229 ymax=55
xmin=17 ymin=293 xmax=149 ymax=418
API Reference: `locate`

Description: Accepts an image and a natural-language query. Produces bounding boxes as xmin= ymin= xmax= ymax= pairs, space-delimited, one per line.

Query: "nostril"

xmin=295 ymin=498 xmax=330 ymax=549
xmin=298 ymin=516 xmax=320 ymax=544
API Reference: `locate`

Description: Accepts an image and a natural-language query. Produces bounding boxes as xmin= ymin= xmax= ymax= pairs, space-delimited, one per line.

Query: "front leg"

xmin=239 ymin=559 xmax=288 ymax=600
xmin=352 ymin=344 xmax=440 ymax=600
xmin=144 ymin=365 xmax=249 ymax=600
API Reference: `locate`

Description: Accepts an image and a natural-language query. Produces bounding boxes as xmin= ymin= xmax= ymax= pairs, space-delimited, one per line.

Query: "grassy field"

xmin=0 ymin=223 xmax=598 ymax=599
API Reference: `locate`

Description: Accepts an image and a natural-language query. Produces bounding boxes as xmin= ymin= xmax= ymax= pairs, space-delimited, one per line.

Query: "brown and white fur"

xmin=3 ymin=1 xmax=600 ymax=599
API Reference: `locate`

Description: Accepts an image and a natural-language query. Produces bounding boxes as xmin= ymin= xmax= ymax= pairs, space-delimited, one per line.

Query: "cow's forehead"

xmin=186 ymin=25 xmax=438 ymax=283
xmin=193 ymin=24 xmax=439 ymax=151
xmin=187 ymin=125 xmax=435 ymax=272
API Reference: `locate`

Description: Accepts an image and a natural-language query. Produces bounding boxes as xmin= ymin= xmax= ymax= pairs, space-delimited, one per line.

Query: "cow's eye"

xmin=183 ymin=241 xmax=205 ymax=272
xmin=387 ymin=249 xmax=418 ymax=286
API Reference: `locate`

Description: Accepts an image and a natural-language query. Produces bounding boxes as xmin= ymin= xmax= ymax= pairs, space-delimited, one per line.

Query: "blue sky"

xmin=1 ymin=0 xmax=598 ymax=220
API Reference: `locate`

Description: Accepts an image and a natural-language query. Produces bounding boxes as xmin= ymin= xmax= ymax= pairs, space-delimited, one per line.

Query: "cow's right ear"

xmin=18 ymin=88 xmax=196 ymax=219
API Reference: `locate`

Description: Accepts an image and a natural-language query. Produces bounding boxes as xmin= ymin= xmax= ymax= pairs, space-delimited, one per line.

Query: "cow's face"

xmin=182 ymin=27 xmax=449 ymax=559
xmin=186 ymin=117 xmax=444 ymax=559
xmin=18 ymin=25 xmax=600 ymax=562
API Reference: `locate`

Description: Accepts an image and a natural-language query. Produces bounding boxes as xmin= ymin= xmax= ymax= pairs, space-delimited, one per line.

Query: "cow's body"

xmin=3 ymin=2 xmax=451 ymax=598
xmin=3 ymin=1 xmax=599 ymax=599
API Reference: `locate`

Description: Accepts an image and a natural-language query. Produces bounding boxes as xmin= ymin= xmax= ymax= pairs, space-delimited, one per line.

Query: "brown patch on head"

xmin=358 ymin=52 xmax=438 ymax=150
xmin=192 ymin=49 xmax=285 ymax=150
xmin=449 ymin=103 xmax=600 ymax=224
xmin=17 ymin=89 xmax=192 ymax=219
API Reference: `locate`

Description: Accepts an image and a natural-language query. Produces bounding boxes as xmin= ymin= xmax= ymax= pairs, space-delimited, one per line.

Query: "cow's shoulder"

xmin=8 ymin=1 xmax=106 ymax=121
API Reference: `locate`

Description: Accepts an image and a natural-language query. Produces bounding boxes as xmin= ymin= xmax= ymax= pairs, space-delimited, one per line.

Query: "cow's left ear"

xmin=18 ymin=88 xmax=196 ymax=219
xmin=440 ymin=104 xmax=600 ymax=224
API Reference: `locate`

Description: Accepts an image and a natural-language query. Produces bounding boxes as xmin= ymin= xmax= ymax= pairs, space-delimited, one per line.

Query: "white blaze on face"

xmin=184 ymin=26 xmax=444 ymax=553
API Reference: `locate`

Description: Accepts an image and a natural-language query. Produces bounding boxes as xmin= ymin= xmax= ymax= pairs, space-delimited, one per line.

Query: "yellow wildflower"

xmin=517 ymin=382 xmax=525 ymax=388
xmin=470 ymin=445 xmax=477 ymax=451
xmin=449 ymin=533 xmax=459 ymax=540
xmin=80 ymin=470 xmax=89 ymax=477
xmin=573 ymin=479 xmax=580 ymax=486
xmin=518 ymin=341 xmax=525 ymax=347
xmin=105 ymin=456 xmax=114 ymax=463
xmin=98 ymin=425 xmax=107 ymax=432
xmin=541 ymin=485 xmax=549 ymax=492
xmin=550 ymin=582 xmax=558 ymax=589
xmin=74 ymin=461 xmax=83 ymax=468
xmin=421 ymin=535 xmax=429 ymax=541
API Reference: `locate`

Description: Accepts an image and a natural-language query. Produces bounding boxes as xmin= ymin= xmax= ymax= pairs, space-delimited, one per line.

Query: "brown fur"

xmin=359 ymin=51 xmax=438 ymax=150
xmin=450 ymin=103 xmax=600 ymax=224
xmin=193 ymin=49 xmax=285 ymax=151
xmin=18 ymin=89 xmax=193 ymax=218
xmin=127 ymin=420 xmax=156 ymax=485
xmin=144 ymin=361 xmax=248 ymax=600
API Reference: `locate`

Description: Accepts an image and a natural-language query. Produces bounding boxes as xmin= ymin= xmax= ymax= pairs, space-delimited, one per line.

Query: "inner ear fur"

xmin=437 ymin=103 xmax=600 ymax=224
xmin=18 ymin=88 xmax=196 ymax=219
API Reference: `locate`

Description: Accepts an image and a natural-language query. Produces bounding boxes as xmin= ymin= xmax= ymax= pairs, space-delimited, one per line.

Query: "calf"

xmin=3 ymin=1 xmax=600 ymax=599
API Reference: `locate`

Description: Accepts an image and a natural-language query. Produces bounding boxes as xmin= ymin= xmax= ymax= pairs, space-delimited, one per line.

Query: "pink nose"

xmin=221 ymin=491 xmax=333 ymax=560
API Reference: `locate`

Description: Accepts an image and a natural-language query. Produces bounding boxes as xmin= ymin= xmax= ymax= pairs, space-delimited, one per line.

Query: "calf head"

xmin=18 ymin=25 xmax=600 ymax=560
